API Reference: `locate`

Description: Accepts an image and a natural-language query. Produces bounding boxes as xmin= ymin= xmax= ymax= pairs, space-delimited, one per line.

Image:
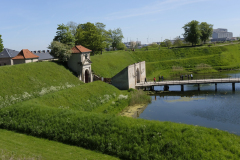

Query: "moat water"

xmin=139 ymin=71 xmax=240 ymax=135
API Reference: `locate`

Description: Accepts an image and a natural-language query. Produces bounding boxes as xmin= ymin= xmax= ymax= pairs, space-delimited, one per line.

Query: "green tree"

xmin=199 ymin=22 xmax=213 ymax=44
xmin=66 ymin=21 xmax=78 ymax=35
xmin=75 ymin=22 xmax=106 ymax=55
xmin=108 ymin=28 xmax=124 ymax=50
xmin=53 ymin=24 xmax=76 ymax=47
xmin=0 ymin=35 xmax=3 ymax=52
xmin=182 ymin=20 xmax=201 ymax=46
xmin=116 ymin=42 xmax=127 ymax=50
xmin=48 ymin=41 xmax=72 ymax=62
xmin=160 ymin=42 xmax=166 ymax=47
xmin=164 ymin=39 xmax=172 ymax=48
xmin=173 ymin=36 xmax=183 ymax=47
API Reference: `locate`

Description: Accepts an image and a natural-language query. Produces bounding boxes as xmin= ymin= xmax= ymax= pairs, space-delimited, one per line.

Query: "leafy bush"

xmin=129 ymin=90 xmax=151 ymax=106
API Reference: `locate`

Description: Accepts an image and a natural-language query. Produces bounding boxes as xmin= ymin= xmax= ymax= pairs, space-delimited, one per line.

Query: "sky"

xmin=0 ymin=0 xmax=240 ymax=51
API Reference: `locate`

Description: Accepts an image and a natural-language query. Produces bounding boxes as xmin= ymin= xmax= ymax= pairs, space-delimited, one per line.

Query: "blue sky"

xmin=1 ymin=0 xmax=240 ymax=51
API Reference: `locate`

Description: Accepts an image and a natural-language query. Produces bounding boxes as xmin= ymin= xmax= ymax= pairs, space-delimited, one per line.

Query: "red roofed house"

xmin=12 ymin=49 xmax=39 ymax=65
xmin=68 ymin=45 xmax=92 ymax=83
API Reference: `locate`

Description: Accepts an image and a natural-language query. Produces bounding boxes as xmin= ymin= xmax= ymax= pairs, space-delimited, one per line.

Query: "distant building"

xmin=12 ymin=49 xmax=39 ymax=64
xmin=0 ymin=48 xmax=19 ymax=66
xmin=0 ymin=48 xmax=55 ymax=66
xmin=212 ymin=28 xmax=233 ymax=41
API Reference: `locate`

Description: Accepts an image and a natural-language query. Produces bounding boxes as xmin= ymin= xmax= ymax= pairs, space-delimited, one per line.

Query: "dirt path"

xmin=119 ymin=104 xmax=148 ymax=118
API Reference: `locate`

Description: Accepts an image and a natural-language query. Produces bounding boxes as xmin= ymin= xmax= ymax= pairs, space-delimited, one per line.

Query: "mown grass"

xmin=0 ymin=129 xmax=119 ymax=160
xmin=91 ymin=51 xmax=136 ymax=78
xmin=0 ymin=61 xmax=83 ymax=108
xmin=10 ymin=81 xmax=130 ymax=115
xmin=0 ymin=104 xmax=240 ymax=159
xmin=91 ymin=43 xmax=240 ymax=79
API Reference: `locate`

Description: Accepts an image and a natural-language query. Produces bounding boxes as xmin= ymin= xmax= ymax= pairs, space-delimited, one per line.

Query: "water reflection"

xmin=139 ymin=76 xmax=240 ymax=135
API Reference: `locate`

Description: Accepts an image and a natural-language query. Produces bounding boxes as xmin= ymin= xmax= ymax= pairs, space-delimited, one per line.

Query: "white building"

xmin=212 ymin=28 xmax=233 ymax=41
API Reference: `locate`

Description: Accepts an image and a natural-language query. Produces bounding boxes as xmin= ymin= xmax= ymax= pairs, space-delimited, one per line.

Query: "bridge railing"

xmin=137 ymin=76 xmax=240 ymax=87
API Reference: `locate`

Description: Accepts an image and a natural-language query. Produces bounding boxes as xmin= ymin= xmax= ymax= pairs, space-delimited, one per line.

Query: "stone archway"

xmin=136 ymin=68 xmax=140 ymax=83
xmin=85 ymin=69 xmax=90 ymax=83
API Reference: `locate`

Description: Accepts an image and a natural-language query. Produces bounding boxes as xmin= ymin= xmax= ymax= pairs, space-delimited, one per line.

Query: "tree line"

xmin=159 ymin=20 xmax=214 ymax=48
xmin=49 ymin=22 xmax=124 ymax=61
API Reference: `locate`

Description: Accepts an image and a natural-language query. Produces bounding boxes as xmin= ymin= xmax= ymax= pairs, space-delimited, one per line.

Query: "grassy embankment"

xmin=0 ymin=61 xmax=240 ymax=159
xmin=0 ymin=129 xmax=119 ymax=160
xmin=91 ymin=43 xmax=240 ymax=80
xmin=0 ymin=62 xmax=125 ymax=159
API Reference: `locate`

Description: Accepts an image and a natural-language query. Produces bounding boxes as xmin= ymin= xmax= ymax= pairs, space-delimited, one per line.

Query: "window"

xmin=85 ymin=54 xmax=88 ymax=59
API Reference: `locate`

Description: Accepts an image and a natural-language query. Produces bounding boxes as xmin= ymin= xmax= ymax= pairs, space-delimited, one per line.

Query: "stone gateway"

xmin=111 ymin=61 xmax=146 ymax=90
xmin=68 ymin=45 xmax=93 ymax=83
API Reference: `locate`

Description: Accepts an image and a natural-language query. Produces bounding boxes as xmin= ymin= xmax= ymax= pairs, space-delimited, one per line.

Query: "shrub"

xmin=129 ymin=90 xmax=151 ymax=106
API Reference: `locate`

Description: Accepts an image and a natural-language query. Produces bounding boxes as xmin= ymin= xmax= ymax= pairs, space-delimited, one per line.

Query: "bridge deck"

xmin=136 ymin=78 xmax=240 ymax=87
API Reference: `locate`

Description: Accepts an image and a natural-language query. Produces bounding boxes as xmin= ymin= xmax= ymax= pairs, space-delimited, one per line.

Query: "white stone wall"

xmin=68 ymin=53 xmax=82 ymax=75
xmin=128 ymin=61 xmax=146 ymax=89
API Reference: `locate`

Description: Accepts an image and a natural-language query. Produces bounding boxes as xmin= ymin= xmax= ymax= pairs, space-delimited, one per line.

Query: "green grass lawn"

xmin=11 ymin=81 xmax=130 ymax=114
xmin=0 ymin=129 xmax=119 ymax=160
xmin=91 ymin=43 xmax=240 ymax=79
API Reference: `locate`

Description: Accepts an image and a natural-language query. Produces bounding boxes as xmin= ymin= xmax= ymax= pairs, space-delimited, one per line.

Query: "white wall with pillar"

xmin=111 ymin=61 xmax=146 ymax=90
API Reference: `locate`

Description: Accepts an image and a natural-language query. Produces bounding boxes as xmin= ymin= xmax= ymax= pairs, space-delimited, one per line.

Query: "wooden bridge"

xmin=135 ymin=78 xmax=240 ymax=91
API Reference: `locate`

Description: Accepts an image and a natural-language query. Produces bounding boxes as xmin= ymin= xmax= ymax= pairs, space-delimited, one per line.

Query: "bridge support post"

xmin=215 ymin=83 xmax=217 ymax=91
xmin=232 ymin=83 xmax=235 ymax=91
xmin=181 ymin=85 xmax=184 ymax=92
xmin=198 ymin=84 xmax=200 ymax=91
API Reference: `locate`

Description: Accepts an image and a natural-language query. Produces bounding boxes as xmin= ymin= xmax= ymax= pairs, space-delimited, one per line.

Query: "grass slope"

xmin=0 ymin=61 xmax=83 ymax=108
xmin=0 ymin=129 xmax=119 ymax=160
xmin=1 ymin=104 xmax=240 ymax=159
xmin=0 ymin=61 xmax=82 ymax=97
xmin=91 ymin=44 xmax=240 ymax=79
xmin=91 ymin=51 xmax=136 ymax=78
xmin=12 ymin=81 xmax=130 ymax=114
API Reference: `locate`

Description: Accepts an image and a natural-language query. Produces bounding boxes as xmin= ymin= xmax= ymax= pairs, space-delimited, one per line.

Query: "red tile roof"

xmin=12 ymin=49 xmax=39 ymax=60
xmin=72 ymin=45 xmax=92 ymax=53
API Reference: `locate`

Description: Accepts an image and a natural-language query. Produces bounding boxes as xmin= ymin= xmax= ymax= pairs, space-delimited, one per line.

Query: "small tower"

xmin=68 ymin=45 xmax=92 ymax=83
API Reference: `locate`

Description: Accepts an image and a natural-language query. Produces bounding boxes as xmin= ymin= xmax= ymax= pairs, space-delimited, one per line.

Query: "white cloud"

xmin=105 ymin=0 xmax=209 ymax=20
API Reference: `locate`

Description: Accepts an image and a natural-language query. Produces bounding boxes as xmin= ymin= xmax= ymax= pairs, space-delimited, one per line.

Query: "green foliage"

xmin=149 ymin=43 xmax=159 ymax=48
xmin=129 ymin=90 xmax=151 ymax=106
xmin=160 ymin=42 xmax=166 ymax=47
xmin=164 ymin=39 xmax=172 ymax=48
xmin=173 ymin=36 xmax=183 ymax=47
xmin=200 ymin=22 xmax=213 ymax=44
xmin=1 ymin=104 xmax=240 ymax=160
xmin=182 ymin=20 xmax=202 ymax=46
xmin=108 ymin=28 xmax=124 ymax=50
xmin=75 ymin=22 xmax=107 ymax=54
xmin=48 ymin=41 xmax=72 ymax=62
xmin=116 ymin=42 xmax=127 ymax=50
xmin=53 ymin=24 xmax=76 ymax=47
xmin=0 ymin=62 xmax=82 ymax=108
xmin=0 ymin=34 xmax=3 ymax=52
xmin=0 ymin=129 xmax=119 ymax=160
